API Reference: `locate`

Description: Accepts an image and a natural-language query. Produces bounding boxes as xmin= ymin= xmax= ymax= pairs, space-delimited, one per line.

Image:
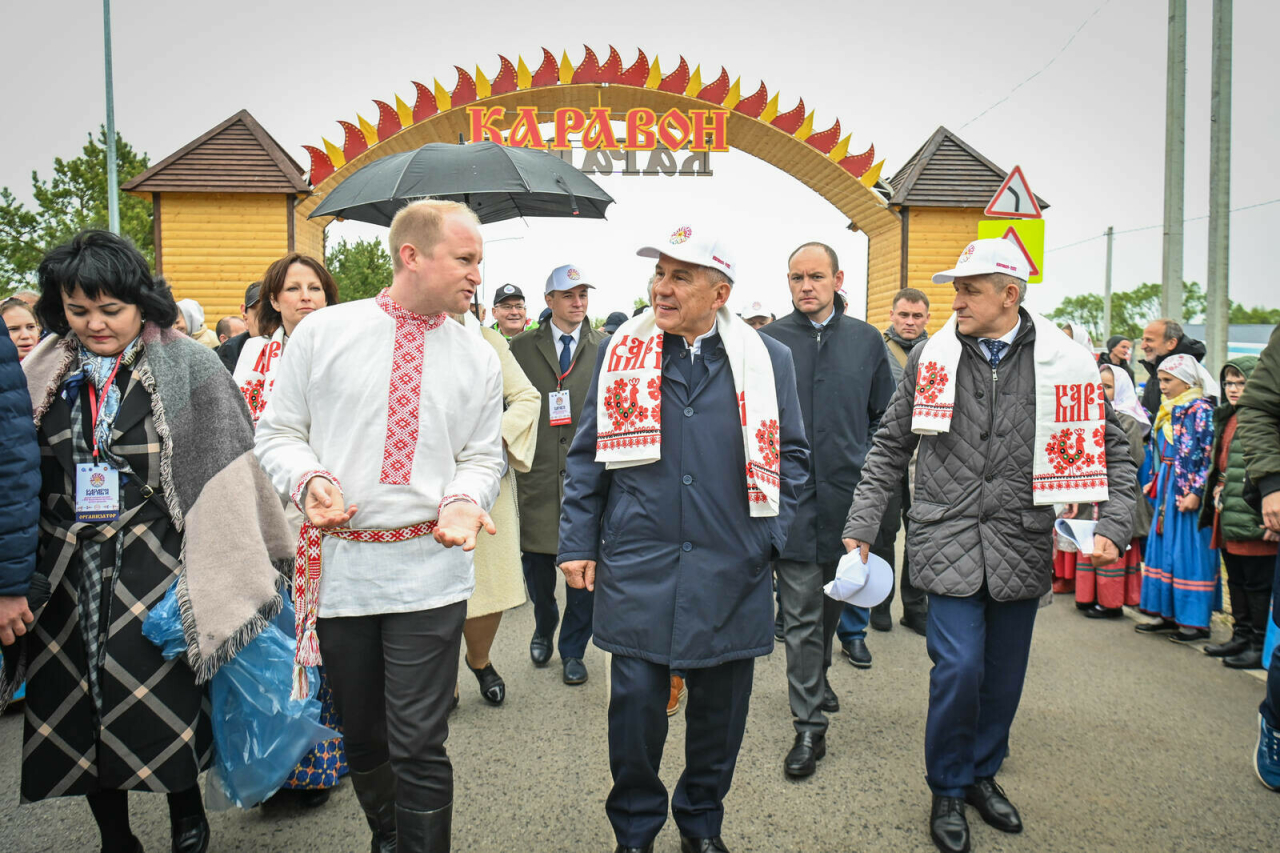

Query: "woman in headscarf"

xmin=11 ymin=230 xmax=293 ymax=853
xmin=234 ymin=252 xmax=346 ymax=807
xmin=174 ymin=298 xmax=220 ymax=349
xmin=1055 ymin=365 xmax=1153 ymax=617
xmin=1198 ymin=356 xmax=1277 ymax=668
xmin=1136 ymin=353 xmax=1221 ymax=642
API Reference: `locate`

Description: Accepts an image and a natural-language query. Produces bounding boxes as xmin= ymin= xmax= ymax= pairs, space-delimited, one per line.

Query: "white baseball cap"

xmin=824 ymin=550 xmax=894 ymax=608
xmin=637 ymin=224 xmax=736 ymax=283
xmin=741 ymin=301 xmax=770 ymax=320
xmin=932 ymin=238 xmax=1028 ymax=284
xmin=545 ymin=264 xmax=594 ymax=295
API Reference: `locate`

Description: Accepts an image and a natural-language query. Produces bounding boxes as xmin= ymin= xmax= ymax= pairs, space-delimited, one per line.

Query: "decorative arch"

xmin=294 ymin=46 xmax=901 ymax=241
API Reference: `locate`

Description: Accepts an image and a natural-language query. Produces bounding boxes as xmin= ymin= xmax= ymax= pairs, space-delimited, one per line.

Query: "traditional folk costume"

xmin=235 ymin=324 xmax=348 ymax=795
xmin=1054 ymin=366 xmax=1152 ymax=610
xmin=254 ymin=289 xmax=504 ymax=850
xmin=6 ymin=327 xmax=291 ymax=806
xmin=1140 ymin=354 xmax=1221 ymax=630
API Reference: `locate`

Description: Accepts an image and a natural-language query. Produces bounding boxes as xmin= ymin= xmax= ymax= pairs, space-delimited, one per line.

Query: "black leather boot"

xmin=1205 ymin=628 xmax=1250 ymax=657
xmin=350 ymin=763 xmax=398 ymax=853
xmin=396 ymin=801 xmax=451 ymax=852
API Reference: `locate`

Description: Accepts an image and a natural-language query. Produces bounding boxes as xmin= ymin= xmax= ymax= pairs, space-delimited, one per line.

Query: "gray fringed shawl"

xmin=21 ymin=323 xmax=294 ymax=683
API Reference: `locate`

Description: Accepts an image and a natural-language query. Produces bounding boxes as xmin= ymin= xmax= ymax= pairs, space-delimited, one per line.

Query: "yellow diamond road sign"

xmin=977 ymin=219 xmax=1044 ymax=284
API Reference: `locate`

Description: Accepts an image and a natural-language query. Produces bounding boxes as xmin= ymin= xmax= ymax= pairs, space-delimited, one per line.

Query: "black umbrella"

xmin=308 ymin=141 xmax=614 ymax=226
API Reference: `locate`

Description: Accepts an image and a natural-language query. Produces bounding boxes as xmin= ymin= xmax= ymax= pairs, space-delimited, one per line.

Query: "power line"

xmin=1046 ymin=197 xmax=1280 ymax=253
xmin=959 ymin=0 xmax=1114 ymax=131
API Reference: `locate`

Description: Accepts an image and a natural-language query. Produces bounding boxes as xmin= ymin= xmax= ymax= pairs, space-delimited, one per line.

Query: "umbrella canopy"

xmin=308 ymin=141 xmax=614 ymax=226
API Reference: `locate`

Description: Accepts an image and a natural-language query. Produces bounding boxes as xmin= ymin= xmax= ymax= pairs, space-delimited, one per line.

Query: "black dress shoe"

xmin=774 ymin=615 xmax=785 ymax=643
xmin=821 ymin=680 xmax=839 ymax=713
xmin=1224 ymin=646 xmax=1265 ymax=669
xmin=614 ymin=845 xmax=654 ymax=853
xmin=1135 ymin=617 xmax=1179 ymax=633
xmin=1205 ymin=633 xmax=1250 ymax=657
xmin=530 ymin=634 xmax=553 ymax=666
xmin=1169 ymin=628 xmax=1210 ymax=644
xmin=841 ymin=638 xmax=872 ymax=669
xmin=964 ymin=777 xmax=1022 ymax=833
xmin=171 ymin=814 xmax=209 ymax=853
xmin=930 ymin=795 xmax=970 ymax=853
xmin=1083 ymin=604 xmax=1124 ymax=619
xmin=680 ymin=836 xmax=729 ymax=852
xmin=784 ymin=731 xmax=826 ymax=778
xmin=467 ymin=658 xmax=506 ymax=705
xmin=900 ymin=614 xmax=928 ymax=636
xmin=563 ymin=657 xmax=588 ymax=684
xmin=870 ymin=605 xmax=893 ymax=632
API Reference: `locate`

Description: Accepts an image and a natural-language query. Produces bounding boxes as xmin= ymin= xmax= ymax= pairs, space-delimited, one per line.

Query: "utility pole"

xmin=103 ymin=0 xmax=120 ymax=234
xmin=1206 ymin=0 xmax=1232 ymax=375
xmin=1161 ymin=0 xmax=1186 ymax=322
xmin=1103 ymin=226 xmax=1114 ymax=343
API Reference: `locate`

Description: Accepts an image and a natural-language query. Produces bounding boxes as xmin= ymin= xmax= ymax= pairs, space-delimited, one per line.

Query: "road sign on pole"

xmin=984 ymin=165 xmax=1043 ymax=219
xmin=977 ymin=219 xmax=1044 ymax=283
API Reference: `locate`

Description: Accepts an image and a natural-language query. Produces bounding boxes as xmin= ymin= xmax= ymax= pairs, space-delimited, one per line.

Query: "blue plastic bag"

xmin=142 ymin=583 xmax=336 ymax=809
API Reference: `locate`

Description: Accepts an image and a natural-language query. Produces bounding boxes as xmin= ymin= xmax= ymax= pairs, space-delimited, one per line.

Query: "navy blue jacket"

xmin=0 ymin=336 xmax=40 ymax=596
xmin=760 ymin=298 xmax=895 ymax=563
xmin=557 ymin=329 xmax=809 ymax=668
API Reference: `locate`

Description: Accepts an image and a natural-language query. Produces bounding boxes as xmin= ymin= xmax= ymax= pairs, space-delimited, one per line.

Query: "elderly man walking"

xmin=509 ymin=264 xmax=606 ymax=684
xmin=842 ymin=238 xmax=1136 ymax=853
xmin=558 ymin=225 xmax=808 ymax=853
xmin=759 ymin=241 xmax=894 ymax=777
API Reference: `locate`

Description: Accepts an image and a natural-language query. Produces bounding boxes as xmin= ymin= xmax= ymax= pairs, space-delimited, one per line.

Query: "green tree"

xmin=0 ymin=127 xmax=152 ymax=290
xmin=633 ymin=296 xmax=649 ymax=311
xmin=1047 ymin=281 xmax=1206 ymax=344
xmin=1228 ymin=303 xmax=1280 ymax=325
xmin=326 ymin=237 xmax=393 ymax=303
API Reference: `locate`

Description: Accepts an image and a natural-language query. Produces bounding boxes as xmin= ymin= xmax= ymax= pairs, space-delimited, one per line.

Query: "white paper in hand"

xmin=824 ymin=550 xmax=894 ymax=608
xmin=1054 ymin=518 xmax=1096 ymax=554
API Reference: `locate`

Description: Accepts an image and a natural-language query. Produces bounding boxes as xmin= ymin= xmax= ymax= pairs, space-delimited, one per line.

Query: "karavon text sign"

xmin=467 ymin=106 xmax=730 ymax=152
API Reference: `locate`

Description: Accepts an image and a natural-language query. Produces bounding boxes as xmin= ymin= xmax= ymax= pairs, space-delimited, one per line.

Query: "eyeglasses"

xmin=497 ymin=302 xmax=525 ymax=311
xmin=1223 ymin=380 xmax=1247 ymax=390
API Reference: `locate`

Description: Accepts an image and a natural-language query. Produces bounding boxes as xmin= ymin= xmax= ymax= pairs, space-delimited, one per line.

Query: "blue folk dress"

xmin=1140 ymin=396 xmax=1220 ymax=629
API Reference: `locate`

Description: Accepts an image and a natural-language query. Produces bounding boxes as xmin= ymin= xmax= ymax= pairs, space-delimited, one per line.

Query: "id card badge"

xmin=76 ymin=463 xmax=120 ymax=523
xmin=548 ymin=390 xmax=572 ymax=426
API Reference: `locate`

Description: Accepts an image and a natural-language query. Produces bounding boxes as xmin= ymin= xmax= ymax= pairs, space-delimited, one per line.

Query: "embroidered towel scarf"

xmin=595 ymin=306 xmax=782 ymax=517
xmin=910 ymin=312 xmax=1110 ymax=505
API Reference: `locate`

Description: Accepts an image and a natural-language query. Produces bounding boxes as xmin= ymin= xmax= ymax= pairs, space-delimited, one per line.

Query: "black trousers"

xmin=316 ymin=601 xmax=466 ymax=811
xmin=606 ymin=654 xmax=754 ymax=847
xmin=522 ymin=551 xmax=594 ymax=658
xmin=1223 ymin=550 xmax=1277 ymax=638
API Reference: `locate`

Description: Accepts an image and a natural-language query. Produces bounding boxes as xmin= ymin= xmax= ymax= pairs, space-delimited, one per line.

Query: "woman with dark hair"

xmin=9 ymin=230 xmax=294 ymax=852
xmin=234 ymin=253 xmax=338 ymax=426
xmin=234 ymin=252 xmax=348 ymax=807
xmin=3 ymin=297 xmax=42 ymax=360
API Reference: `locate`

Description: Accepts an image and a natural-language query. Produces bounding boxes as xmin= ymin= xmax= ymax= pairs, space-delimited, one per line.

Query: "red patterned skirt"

xmin=1053 ymin=538 xmax=1144 ymax=608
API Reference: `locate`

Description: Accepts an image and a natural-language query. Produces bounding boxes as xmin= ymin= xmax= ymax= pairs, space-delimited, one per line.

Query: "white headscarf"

xmin=1067 ymin=324 xmax=1093 ymax=352
xmin=176 ymin=298 xmax=206 ymax=335
xmin=1159 ymin=353 xmax=1221 ymax=399
xmin=1100 ymin=364 xmax=1151 ymax=434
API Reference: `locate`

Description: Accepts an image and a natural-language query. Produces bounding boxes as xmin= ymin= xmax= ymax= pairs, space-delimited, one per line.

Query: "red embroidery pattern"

xmin=915 ymin=361 xmax=949 ymax=405
xmin=292 ymin=516 xmax=438 ymax=697
xmin=1046 ymin=428 xmax=1095 ymax=474
xmin=755 ymin=418 xmax=780 ymax=469
xmin=291 ymin=469 xmax=341 ymax=512
xmin=240 ymin=378 xmax=269 ymax=423
xmin=603 ymin=377 xmax=649 ymax=431
xmin=376 ymin=289 xmax=446 ymax=485
xmin=1033 ymin=426 xmax=1108 ymax=495
xmin=646 ymin=376 xmax=662 ymax=400
xmin=1092 ymin=424 xmax=1107 ymax=449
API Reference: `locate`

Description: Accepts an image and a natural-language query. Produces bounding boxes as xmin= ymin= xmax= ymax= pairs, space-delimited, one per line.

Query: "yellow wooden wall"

xmin=160 ymin=193 xmax=289 ymax=323
xmin=904 ymin=207 xmax=985 ymax=334
xmin=865 ymin=228 xmax=902 ymax=330
xmin=294 ymin=209 xmax=326 ymax=266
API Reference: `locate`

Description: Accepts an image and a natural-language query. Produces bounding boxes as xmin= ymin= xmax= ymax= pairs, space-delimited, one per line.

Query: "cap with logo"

xmin=741 ymin=300 xmax=769 ymax=320
xmin=636 ymin=224 xmax=736 ymax=283
xmin=493 ymin=283 xmax=525 ymax=306
xmin=545 ymin=264 xmax=594 ymax=295
xmin=932 ymin=238 xmax=1028 ymax=284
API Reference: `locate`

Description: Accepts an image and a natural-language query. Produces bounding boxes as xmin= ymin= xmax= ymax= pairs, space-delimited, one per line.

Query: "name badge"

xmin=549 ymin=390 xmax=571 ymax=426
xmin=76 ymin=463 xmax=120 ymax=523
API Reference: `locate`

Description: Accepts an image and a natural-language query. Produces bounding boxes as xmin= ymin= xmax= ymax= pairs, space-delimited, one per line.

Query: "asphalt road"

xmin=2 ymin=585 xmax=1278 ymax=852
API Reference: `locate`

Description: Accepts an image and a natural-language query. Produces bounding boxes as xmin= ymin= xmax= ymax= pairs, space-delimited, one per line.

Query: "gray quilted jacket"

xmin=843 ymin=313 xmax=1137 ymax=602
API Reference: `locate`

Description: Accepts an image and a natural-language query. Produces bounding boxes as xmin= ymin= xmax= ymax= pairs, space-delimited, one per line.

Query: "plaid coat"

xmin=22 ymin=361 xmax=212 ymax=801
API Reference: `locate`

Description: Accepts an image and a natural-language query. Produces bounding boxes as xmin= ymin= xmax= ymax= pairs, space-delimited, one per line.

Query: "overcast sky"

xmin=3 ymin=0 xmax=1276 ymax=324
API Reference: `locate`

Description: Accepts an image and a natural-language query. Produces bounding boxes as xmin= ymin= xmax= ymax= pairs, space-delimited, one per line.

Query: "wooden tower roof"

xmin=888 ymin=126 xmax=1049 ymax=210
xmin=123 ymin=109 xmax=311 ymax=197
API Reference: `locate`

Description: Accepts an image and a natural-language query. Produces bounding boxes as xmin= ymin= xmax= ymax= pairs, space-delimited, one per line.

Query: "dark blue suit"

xmin=558 ymin=328 xmax=808 ymax=846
